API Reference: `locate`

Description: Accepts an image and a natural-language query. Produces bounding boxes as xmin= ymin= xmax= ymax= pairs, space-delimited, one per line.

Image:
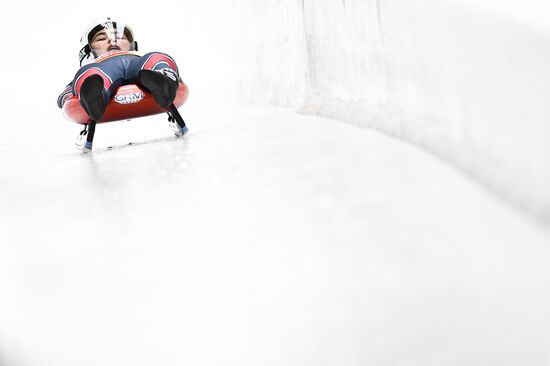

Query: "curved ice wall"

xmin=198 ymin=0 xmax=550 ymax=224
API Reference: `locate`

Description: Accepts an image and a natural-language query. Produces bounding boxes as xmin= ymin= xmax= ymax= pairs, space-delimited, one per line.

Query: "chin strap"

xmin=78 ymin=45 xmax=94 ymax=66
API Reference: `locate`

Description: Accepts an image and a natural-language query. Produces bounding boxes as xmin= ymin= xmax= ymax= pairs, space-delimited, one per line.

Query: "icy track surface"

xmin=0 ymin=105 xmax=549 ymax=366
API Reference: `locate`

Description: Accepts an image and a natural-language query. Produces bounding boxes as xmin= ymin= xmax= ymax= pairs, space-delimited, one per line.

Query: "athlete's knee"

xmin=73 ymin=67 xmax=113 ymax=95
xmin=140 ymin=52 xmax=179 ymax=74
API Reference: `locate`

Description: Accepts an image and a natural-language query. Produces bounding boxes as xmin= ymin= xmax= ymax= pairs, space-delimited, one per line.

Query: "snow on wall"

xmin=217 ymin=0 xmax=550 ymax=225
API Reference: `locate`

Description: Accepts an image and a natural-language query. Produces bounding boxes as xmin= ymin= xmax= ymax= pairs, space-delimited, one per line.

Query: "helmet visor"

xmin=89 ymin=21 xmax=134 ymax=56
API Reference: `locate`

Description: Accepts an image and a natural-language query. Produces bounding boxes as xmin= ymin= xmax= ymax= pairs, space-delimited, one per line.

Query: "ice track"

xmin=0 ymin=104 xmax=549 ymax=366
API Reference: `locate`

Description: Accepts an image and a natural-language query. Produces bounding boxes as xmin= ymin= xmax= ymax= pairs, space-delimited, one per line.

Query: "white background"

xmin=1 ymin=1 xmax=549 ymax=365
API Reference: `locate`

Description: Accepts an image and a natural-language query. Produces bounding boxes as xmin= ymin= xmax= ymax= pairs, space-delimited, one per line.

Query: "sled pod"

xmin=63 ymin=82 xmax=189 ymax=124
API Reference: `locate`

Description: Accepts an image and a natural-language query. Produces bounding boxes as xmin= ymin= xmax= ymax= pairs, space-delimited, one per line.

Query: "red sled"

xmin=63 ymin=81 xmax=190 ymax=152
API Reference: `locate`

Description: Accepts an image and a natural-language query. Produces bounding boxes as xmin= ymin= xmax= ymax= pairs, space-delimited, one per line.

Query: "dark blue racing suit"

xmin=57 ymin=51 xmax=180 ymax=109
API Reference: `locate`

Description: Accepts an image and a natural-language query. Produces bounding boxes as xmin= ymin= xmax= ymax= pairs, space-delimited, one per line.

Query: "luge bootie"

xmin=138 ymin=69 xmax=179 ymax=109
xmin=79 ymin=75 xmax=106 ymax=121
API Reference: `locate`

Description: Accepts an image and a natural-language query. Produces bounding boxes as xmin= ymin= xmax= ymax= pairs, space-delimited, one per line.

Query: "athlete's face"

xmin=91 ymin=29 xmax=131 ymax=56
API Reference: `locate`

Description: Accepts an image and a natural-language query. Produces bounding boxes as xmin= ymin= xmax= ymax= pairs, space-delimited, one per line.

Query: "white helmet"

xmin=78 ymin=17 xmax=138 ymax=66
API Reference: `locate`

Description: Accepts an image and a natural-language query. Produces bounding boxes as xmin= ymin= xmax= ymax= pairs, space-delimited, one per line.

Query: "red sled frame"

xmin=63 ymin=82 xmax=190 ymax=152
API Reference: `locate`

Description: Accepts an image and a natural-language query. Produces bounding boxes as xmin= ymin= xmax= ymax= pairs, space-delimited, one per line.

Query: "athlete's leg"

xmin=71 ymin=57 xmax=128 ymax=119
xmin=126 ymin=51 xmax=180 ymax=79
xmin=127 ymin=52 xmax=181 ymax=108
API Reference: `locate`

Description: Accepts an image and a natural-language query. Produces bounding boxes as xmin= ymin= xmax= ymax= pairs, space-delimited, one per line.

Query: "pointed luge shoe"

xmin=138 ymin=69 xmax=179 ymax=109
xmin=79 ymin=75 xmax=106 ymax=121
